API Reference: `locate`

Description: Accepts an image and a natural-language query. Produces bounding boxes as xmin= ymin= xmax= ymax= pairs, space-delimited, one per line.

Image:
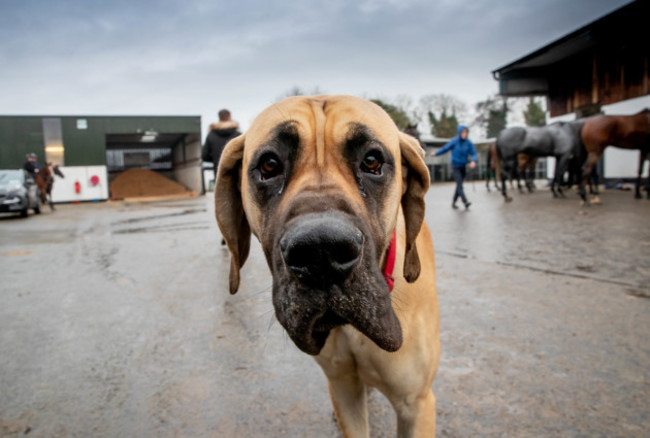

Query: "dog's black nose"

xmin=280 ymin=215 xmax=363 ymax=285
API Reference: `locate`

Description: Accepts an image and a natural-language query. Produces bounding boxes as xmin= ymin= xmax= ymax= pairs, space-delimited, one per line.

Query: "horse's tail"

xmin=485 ymin=144 xmax=493 ymax=189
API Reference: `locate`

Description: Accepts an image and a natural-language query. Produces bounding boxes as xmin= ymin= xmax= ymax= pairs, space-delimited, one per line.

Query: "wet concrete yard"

xmin=1 ymin=184 xmax=649 ymax=437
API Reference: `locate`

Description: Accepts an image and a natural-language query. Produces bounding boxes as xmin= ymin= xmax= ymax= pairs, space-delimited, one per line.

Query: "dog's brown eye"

xmin=259 ymin=155 xmax=283 ymax=180
xmin=361 ymin=152 xmax=383 ymax=174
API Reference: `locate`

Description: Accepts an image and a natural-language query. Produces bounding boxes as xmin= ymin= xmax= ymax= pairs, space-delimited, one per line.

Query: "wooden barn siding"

xmin=547 ymin=47 xmax=650 ymax=117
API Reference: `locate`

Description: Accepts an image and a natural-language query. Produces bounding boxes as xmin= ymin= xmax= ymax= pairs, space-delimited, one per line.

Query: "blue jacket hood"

xmin=434 ymin=124 xmax=477 ymax=166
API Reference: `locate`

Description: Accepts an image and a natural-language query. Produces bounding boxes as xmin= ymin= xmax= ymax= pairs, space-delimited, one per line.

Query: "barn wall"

xmin=548 ymin=47 xmax=650 ymax=117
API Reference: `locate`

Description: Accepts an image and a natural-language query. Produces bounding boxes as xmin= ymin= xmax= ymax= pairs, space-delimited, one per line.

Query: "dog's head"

xmin=215 ymin=95 xmax=429 ymax=355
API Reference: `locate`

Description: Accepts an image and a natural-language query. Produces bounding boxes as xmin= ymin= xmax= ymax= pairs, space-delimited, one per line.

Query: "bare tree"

xmin=474 ymin=95 xmax=509 ymax=138
xmin=419 ymin=94 xmax=467 ymax=120
xmin=276 ymin=86 xmax=324 ymax=101
xmin=418 ymin=94 xmax=467 ymax=137
xmin=393 ymin=94 xmax=420 ymax=123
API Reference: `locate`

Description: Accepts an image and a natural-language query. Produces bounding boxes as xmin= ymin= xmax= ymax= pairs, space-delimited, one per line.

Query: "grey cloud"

xmin=0 ymin=0 xmax=630 ymax=134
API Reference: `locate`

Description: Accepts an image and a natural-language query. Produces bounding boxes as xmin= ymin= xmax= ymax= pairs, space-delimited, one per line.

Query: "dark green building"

xmin=0 ymin=115 xmax=203 ymax=199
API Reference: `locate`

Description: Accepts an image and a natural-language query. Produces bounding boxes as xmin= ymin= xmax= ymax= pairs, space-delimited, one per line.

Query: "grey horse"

xmin=496 ymin=122 xmax=582 ymax=202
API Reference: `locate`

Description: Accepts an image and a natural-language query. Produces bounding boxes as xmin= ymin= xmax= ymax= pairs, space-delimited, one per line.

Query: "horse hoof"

xmin=635 ymin=193 xmax=642 ymax=199
xmin=591 ymin=196 xmax=601 ymax=205
xmin=505 ymin=197 xmax=513 ymax=203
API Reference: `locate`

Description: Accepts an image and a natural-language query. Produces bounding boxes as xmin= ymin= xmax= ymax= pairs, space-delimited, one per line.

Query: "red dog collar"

xmin=383 ymin=230 xmax=397 ymax=292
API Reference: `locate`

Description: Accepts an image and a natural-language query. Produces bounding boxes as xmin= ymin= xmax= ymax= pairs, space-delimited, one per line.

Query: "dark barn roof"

xmin=492 ymin=0 xmax=649 ymax=115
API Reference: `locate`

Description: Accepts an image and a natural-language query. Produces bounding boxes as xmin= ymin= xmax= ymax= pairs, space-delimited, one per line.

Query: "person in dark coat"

xmin=23 ymin=153 xmax=40 ymax=179
xmin=430 ymin=125 xmax=477 ymax=209
xmin=202 ymin=109 xmax=241 ymax=176
xmin=203 ymin=109 xmax=241 ymax=246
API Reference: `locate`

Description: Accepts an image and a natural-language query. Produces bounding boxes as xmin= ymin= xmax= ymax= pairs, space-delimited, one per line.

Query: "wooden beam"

xmin=592 ymin=53 xmax=599 ymax=104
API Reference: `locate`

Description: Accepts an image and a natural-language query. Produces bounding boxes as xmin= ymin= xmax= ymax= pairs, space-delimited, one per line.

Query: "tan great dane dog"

xmin=215 ymin=95 xmax=440 ymax=437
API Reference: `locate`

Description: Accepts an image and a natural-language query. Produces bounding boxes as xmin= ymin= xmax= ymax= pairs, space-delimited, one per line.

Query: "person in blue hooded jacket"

xmin=430 ymin=125 xmax=477 ymax=209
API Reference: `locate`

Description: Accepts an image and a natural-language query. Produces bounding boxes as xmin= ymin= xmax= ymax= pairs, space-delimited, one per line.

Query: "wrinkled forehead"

xmin=243 ymin=95 xmax=400 ymax=160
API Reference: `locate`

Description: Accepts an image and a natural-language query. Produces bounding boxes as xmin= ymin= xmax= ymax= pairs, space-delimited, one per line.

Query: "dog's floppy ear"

xmin=398 ymin=131 xmax=430 ymax=283
xmin=215 ymin=134 xmax=251 ymax=294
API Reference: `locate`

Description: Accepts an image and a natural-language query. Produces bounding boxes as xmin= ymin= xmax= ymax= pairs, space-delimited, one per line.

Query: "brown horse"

xmin=35 ymin=163 xmax=64 ymax=211
xmin=580 ymin=109 xmax=650 ymax=201
xmin=486 ymin=143 xmax=537 ymax=193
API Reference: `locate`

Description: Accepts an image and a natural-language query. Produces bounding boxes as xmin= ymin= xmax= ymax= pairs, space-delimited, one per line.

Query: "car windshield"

xmin=0 ymin=170 xmax=24 ymax=186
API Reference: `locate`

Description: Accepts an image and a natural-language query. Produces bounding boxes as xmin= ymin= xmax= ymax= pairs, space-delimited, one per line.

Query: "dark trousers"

xmin=452 ymin=165 xmax=468 ymax=204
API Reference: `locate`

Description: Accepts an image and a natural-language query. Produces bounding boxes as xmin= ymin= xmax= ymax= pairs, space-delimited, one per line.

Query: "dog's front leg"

xmin=392 ymin=389 xmax=437 ymax=438
xmin=326 ymin=374 xmax=369 ymax=438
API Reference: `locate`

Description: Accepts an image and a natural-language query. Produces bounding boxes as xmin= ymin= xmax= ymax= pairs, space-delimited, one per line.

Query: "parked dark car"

xmin=0 ymin=169 xmax=41 ymax=217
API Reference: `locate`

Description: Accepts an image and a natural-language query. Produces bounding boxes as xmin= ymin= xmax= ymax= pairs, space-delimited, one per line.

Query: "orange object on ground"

xmin=109 ymin=169 xmax=189 ymax=200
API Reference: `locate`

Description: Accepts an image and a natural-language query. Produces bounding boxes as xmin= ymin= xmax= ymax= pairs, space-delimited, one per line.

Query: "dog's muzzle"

xmin=272 ymin=213 xmax=402 ymax=355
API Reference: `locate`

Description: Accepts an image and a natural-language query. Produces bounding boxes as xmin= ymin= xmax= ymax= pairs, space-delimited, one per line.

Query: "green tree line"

xmin=278 ymin=86 xmax=546 ymax=138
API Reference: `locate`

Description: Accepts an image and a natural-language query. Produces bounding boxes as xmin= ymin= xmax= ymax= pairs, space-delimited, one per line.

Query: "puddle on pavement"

xmin=111 ymin=209 xmax=207 ymax=225
xmin=113 ymin=224 xmax=210 ymax=234
xmin=149 ymin=203 xmax=205 ymax=209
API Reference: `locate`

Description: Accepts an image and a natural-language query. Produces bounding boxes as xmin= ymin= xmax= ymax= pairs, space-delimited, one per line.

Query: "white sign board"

xmin=51 ymin=166 xmax=109 ymax=203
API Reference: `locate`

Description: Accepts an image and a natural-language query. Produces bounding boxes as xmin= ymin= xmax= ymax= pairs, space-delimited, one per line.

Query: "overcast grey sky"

xmin=0 ymin=0 xmax=630 ymax=137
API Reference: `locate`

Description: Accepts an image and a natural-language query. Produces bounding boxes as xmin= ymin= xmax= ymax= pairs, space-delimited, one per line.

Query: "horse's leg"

xmin=486 ymin=149 xmax=492 ymax=192
xmin=45 ymin=184 xmax=55 ymax=210
xmin=646 ymin=158 xmax=650 ymax=200
xmin=492 ymin=170 xmax=500 ymax=191
xmin=529 ymin=166 xmax=536 ymax=192
xmin=516 ymin=172 xmax=524 ymax=193
xmin=636 ymin=149 xmax=645 ymax=199
xmin=525 ymin=160 xmax=535 ymax=193
xmin=566 ymin=160 xmax=575 ymax=190
xmin=645 ymin=151 xmax=650 ymax=200
xmin=590 ymin=166 xmax=599 ymax=195
xmin=638 ymin=148 xmax=650 ymax=200
xmin=38 ymin=184 xmax=47 ymax=205
xmin=501 ymin=159 xmax=513 ymax=202
xmin=551 ymin=158 xmax=560 ymax=198
xmin=580 ymin=152 xmax=600 ymax=204
xmin=554 ymin=155 xmax=571 ymax=198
